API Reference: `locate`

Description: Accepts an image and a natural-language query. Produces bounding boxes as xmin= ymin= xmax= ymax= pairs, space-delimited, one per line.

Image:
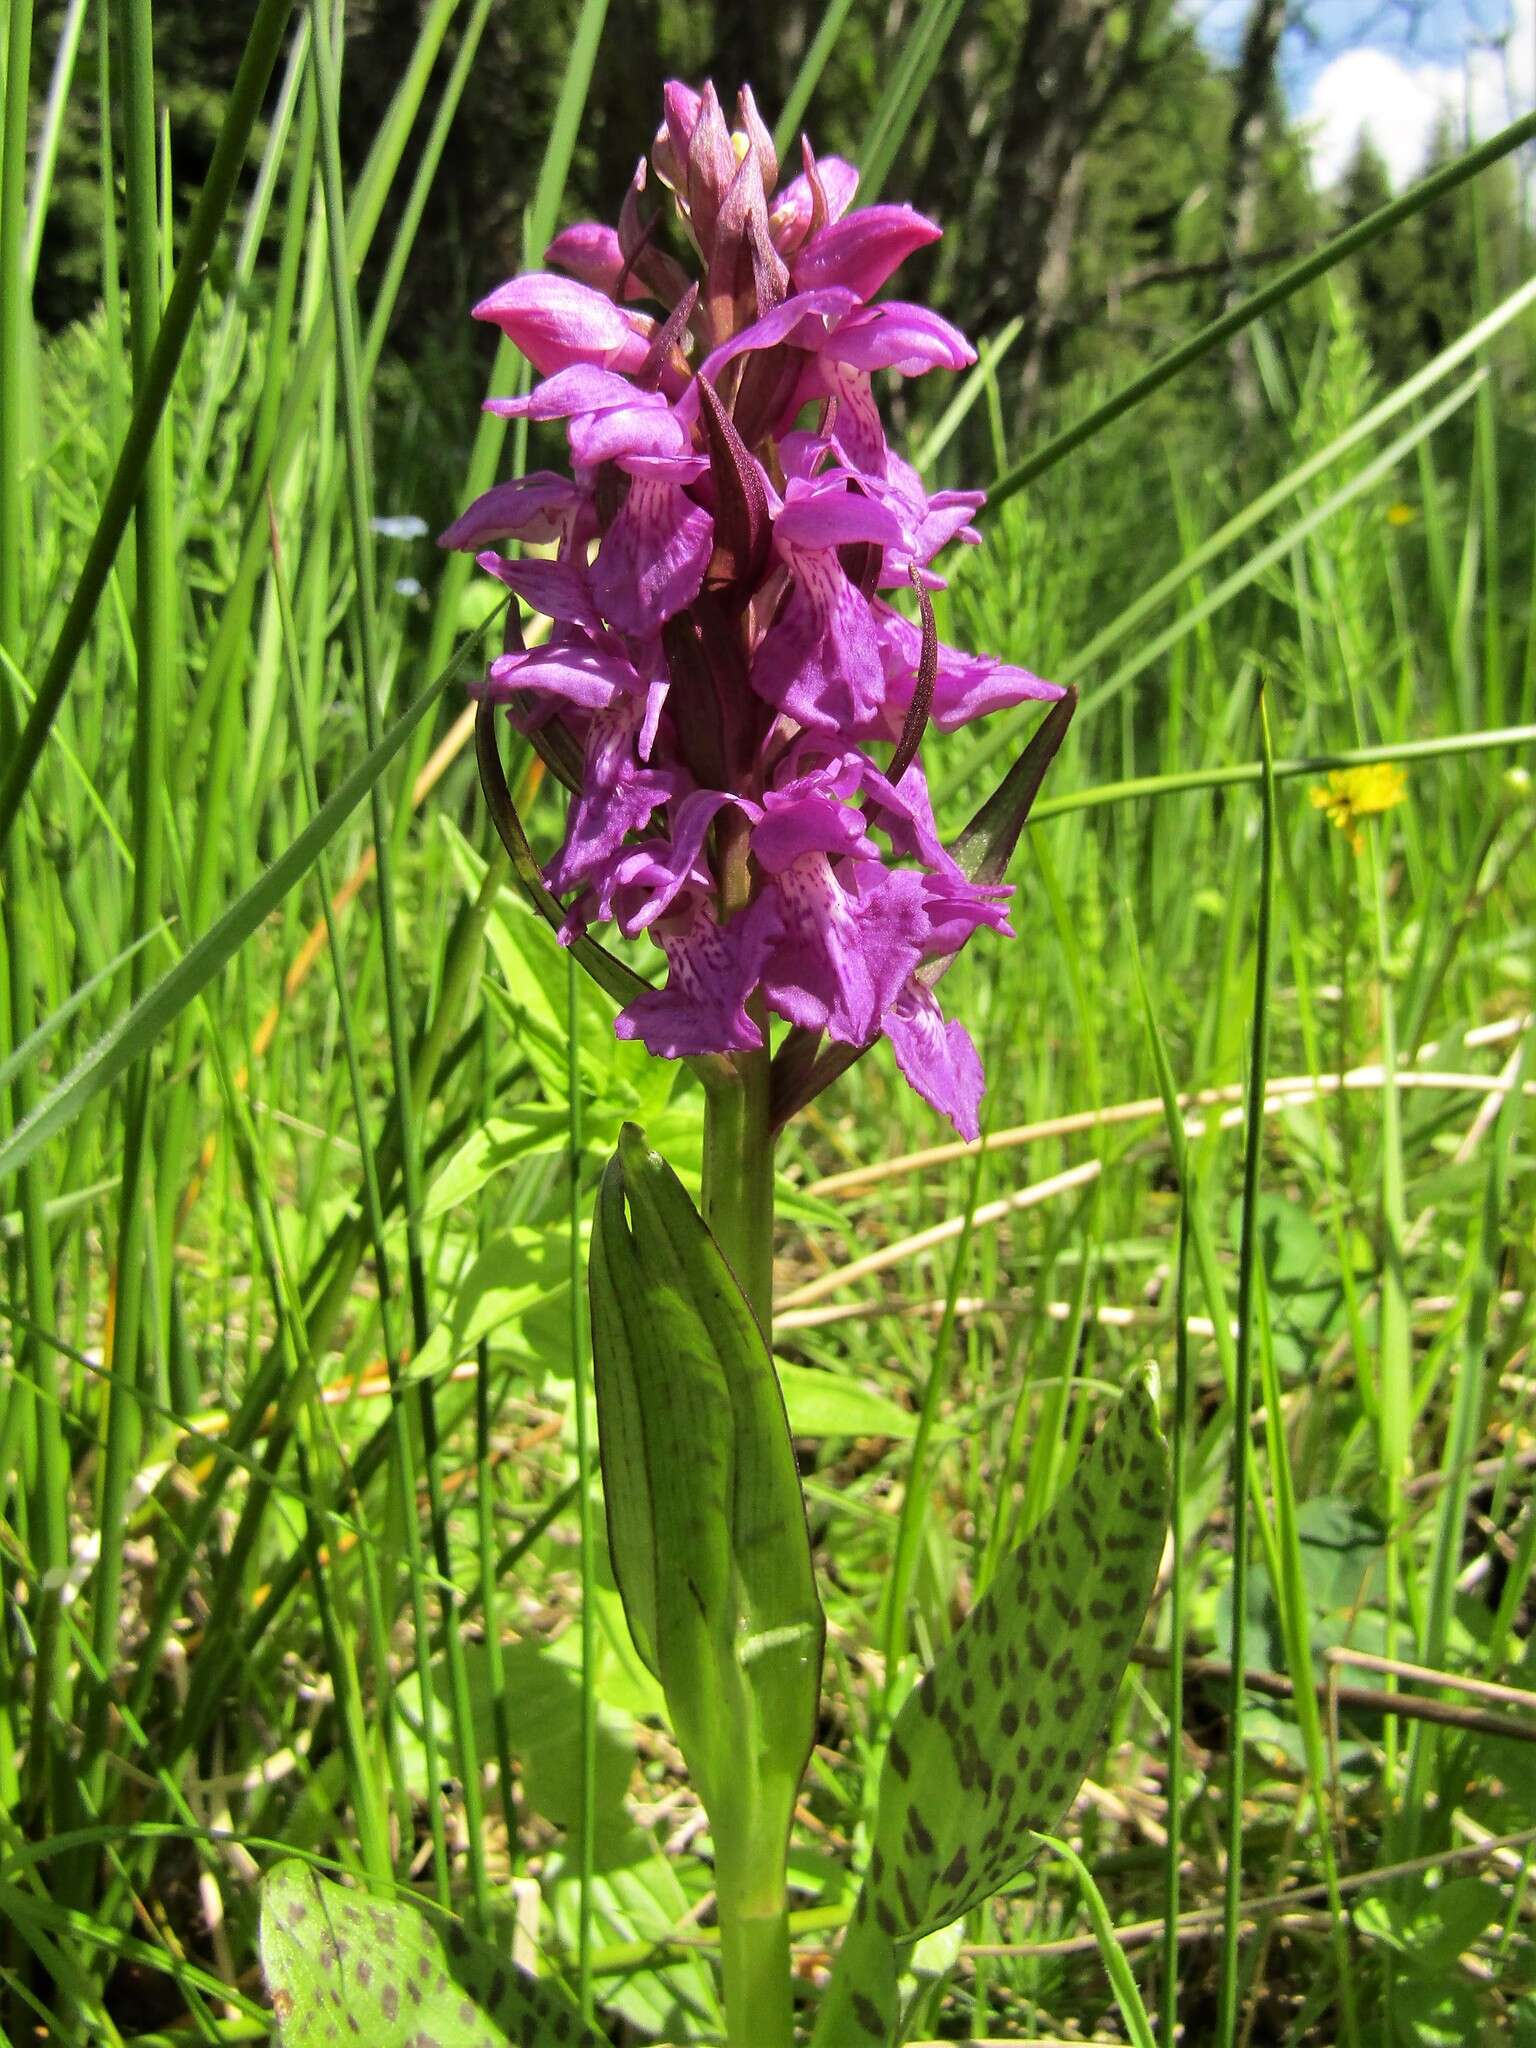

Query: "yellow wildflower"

xmin=1385 ymin=502 xmax=1416 ymax=527
xmin=1309 ymin=764 xmax=1407 ymax=852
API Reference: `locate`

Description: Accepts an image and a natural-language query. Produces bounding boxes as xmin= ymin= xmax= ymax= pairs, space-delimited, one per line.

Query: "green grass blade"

xmin=1036 ymin=1833 xmax=1159 ymax=2048
xmin=84 ymin=0 xmax=180 ymax=1837
xmin=773 ymin=0 xmax=858 ymax=156
xmin=857 ymin=0 xmax=966 ymax=205
xmin=1215 ymin=692 xmax=1278 ymax=2046
xmin=0 ymin=929 xmax=162 ymax=1097
xmin=1031 ymin=723 xmax=1536 ymax=823
xmin=0 ymin=648 xmax=466 ymax=1183
xmin=23 ymin=0 xmax=89 ymax=283
xmin=0 ymin=0 xmax=297 ymax=843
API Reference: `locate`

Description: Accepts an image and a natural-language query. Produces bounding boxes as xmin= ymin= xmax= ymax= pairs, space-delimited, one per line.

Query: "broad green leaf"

xmin=550 ymin=1849 xmax=723 ymax=2041
xmin=1356 ymin=1875 xmax=1505 ymax=1977
xmin=259 ymin=1860 xmax=604 ymax=2047
xmin=867 ymin=1372 xmax=1166 ymax=1937
xmin=425 ymin=1108 xmax=589 ymax=1219
xmin=407 ymin=1229 xmax=567 ymax=1384
xmin=589 ymin=1124 xmax=824 ymax=1825
xmin=813 ymin=1375 xmax=1167 ymax=2045
xmin=1228 ymin=1192 xmax=1344 ymax=1377
xmin=775 ymin=1361 xmax=920 ymax=1441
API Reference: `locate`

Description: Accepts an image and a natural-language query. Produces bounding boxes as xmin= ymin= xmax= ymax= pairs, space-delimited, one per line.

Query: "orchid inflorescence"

xmin=442 ymin=80 xmax=1062 ymax=1140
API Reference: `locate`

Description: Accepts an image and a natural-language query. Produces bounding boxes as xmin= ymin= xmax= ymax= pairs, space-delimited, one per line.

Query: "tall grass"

xmin=1 ymin=7 xmax=1534 ymax=2045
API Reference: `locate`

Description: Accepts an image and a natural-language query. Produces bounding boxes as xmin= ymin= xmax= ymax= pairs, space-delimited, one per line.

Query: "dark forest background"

xmin=28 ymin=0 xmax=1530 ymax=430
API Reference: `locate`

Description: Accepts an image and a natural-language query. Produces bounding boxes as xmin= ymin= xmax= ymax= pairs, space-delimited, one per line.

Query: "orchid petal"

xmin=883 ymin=982 xmax=986 ymax=1139
xmin=828 ymin=302 xmax=976 ymax=374
xmin=874 ymin=604 xmax=1064 ymax=731
xmin=769 ymin=154 xmax=859 ymax=254
xmin=486 ymin=630 xmax=638 ymax=712
xmin=568 ymin=403 xmax=692 ymax=469
xmin=757 ymin=858 xmax=927 ymax=1044
xmin=545 ymin=222 xmax=650 ymax=303
xmin=474 ymin=551 xmax=607 ymax=636
xmin=775 ymin=486 xmax=907 ymax=553
xmin=616 ymin=896 xmax=775 ymax=1057
xmin=549 ymin=696 xmax=679 ymax=895
xmin=687 ymin=286 xmax=860 ymax=399
xmin=750 ymin=550 xmax=887 ymax=733
xmin=473 ymin=273 xmax=654 ymax=376
xmin=438 ymin=473 xmax=581 ymax=551
xmin=591 ymin=478 xmax=713 ymax=634
xmin=484 ymin=365 xmax=669 ymax=422
xmin=792 ymin=204 xmax=942 ymax=300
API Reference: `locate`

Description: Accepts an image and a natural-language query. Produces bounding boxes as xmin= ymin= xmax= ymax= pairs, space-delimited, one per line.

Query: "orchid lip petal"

xmin=884 ymin=982 xmax=985 ymax=1139
xmin=472 ymin=273 xmax=654 ymax=376
xmin=792 ymin=204 xmax=943 ymax=301
xmin=437 ymin=474 xmax=581 ymax=551
xmin=590 ymin=477 xmax=713 ymax=635
xmin=774 ymin=489 xmax=907 ymax=553
xmin=750 ymin=549 xmax=886 ymax=735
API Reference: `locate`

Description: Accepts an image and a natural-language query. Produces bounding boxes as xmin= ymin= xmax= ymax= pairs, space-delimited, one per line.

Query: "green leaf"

xmin=424 ymin=1108 xmax=587 ymax=1219
xmin=1356 ymin=1875 xmax=1505 ymax=1977
xmin=869 ymin=1372 xmax=1166 ymax=1936
xmin=588 ymin=1124 xmax=825 ymax=1821
xmin=775 ymin=1361 xmax=919 ymax=1441
xmin=407 ymin=1229 xmax=568 ymax=1385
xmin=259 ymin=1860 xmax=607 ymax=2046
xmin=1390 ymin=1981 xmax=1489 ymax=2048
xmin=1227 ymin=1193 xmax=1344 ymax=1377
xmin=812 ymin=1376 xmax=1167 ymax=2044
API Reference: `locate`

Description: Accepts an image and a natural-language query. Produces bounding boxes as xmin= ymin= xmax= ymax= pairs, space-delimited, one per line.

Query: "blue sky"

xmin=1191 ymin=0 xmax=1534 ymax=184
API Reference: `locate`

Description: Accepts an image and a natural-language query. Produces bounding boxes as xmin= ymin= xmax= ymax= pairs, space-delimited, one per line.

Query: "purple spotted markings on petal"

xmin=444 ymin=77 xmax=1066 ymax=1134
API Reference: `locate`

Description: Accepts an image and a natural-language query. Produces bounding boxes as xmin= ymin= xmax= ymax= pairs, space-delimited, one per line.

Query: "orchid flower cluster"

xmin=441 ymin=81 xmax=1061 ymax=1139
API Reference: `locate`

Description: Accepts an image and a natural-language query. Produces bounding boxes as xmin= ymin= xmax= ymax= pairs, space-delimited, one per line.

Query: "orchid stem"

xmin=714 ymin=1813 xmax=796 ymax=2048
xmin=700 ymin=1043 xmax=790 ymax=2045
xmin=701 ymin=1040 xmax=776 ymax=1340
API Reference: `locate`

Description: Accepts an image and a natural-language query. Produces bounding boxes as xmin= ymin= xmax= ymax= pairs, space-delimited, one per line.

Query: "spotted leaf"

xmin=812 ymin=1374 xmax=1167 ymax=2044
xmin=259 ymin=1860 xmax=606 ymax=2048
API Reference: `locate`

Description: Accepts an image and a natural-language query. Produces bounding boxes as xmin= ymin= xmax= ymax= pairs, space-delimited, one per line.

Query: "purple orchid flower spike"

xmin=447 ymin=79 xmax=1073 ymax=1140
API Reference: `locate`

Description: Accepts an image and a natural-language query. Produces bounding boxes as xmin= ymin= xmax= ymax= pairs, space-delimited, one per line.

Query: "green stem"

xmin=715 ymin=1824 xmax=796 ymax=2048
xmin=699 ymin=1049 xmax=787 ymax=2044
xmin=701 ymin=1047 xmax=776 ymax=1338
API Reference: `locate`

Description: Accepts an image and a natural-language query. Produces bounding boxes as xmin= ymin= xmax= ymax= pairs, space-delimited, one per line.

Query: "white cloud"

xmin=1305 ymin=47 xmax=1459 ymax=185
xmin=1302 ymin=0 xmax=1534 ymax=189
